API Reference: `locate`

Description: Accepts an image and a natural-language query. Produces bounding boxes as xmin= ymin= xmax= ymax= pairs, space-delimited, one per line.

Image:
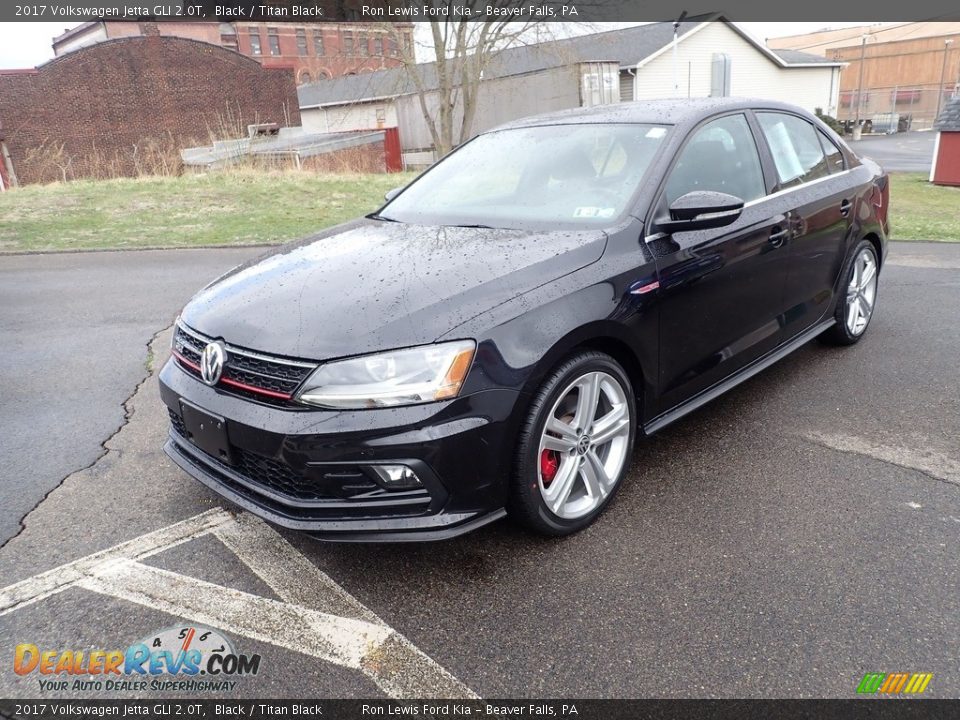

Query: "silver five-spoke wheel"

xmin=537 ymin=371 xmax=631 ymax=519
xmin=846 ymin=247 xmax=878 ymax=336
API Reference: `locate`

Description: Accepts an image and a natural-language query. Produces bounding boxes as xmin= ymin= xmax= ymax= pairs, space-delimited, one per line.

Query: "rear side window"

xmin=817 ymin=129 xmax=845 ymax=173
xmin=757 ymin=112 xmax=830 ymax=187
xmin=664 ymin=113 xmax=766 ymax=204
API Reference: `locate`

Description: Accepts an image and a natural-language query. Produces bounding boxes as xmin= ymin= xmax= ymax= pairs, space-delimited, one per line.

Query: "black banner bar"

xmin=4 ymin=0 xmax=960 ymax=23
xmin=1 ymin=700 xmax=959 ymax=720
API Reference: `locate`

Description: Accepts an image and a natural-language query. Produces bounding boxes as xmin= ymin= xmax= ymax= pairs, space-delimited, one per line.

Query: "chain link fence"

xmin=838 ymin=83 xmax=960 ymax=132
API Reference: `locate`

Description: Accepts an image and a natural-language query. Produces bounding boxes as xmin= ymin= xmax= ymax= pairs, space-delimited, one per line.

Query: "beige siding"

xmin=633 ymin=23 xmax=840 ymax=116
xmin=301 ymin=102 xmax=399 ymax=134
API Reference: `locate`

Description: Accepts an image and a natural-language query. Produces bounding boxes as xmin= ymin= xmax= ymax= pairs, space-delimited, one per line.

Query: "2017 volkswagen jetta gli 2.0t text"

xmin=161 ymin=98 xmax=889 ymax=541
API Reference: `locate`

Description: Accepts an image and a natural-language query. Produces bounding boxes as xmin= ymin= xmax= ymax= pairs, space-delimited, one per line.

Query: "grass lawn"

xmin=0 ymin=170 xmax=417 ymax=253
xmin=889 ymin=173 xmax=960 ymax=242
xmin=0 ymin=169 xmax=956 ymax=252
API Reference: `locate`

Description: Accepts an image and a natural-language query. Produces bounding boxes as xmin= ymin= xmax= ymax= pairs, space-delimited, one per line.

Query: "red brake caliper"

xmin=540 ymin=449 xmax=559 ymax=486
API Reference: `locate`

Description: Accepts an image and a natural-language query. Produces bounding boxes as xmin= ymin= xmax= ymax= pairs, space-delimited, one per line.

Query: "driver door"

xmin=649 ymin=112 xmax=791 ymax=414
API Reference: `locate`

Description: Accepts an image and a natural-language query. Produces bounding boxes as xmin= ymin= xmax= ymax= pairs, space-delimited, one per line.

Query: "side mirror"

xmin=384 ymin=187 xmax=402 ymax=202
xmin=659 ymin=191 xmax=744 ymax=233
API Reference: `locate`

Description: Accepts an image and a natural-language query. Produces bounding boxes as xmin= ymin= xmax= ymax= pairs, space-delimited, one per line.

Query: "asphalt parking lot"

xmin=848 ymin=131 xmax=935 ymax=172
xmin=1 ymin=242 xmax=958 ymax=699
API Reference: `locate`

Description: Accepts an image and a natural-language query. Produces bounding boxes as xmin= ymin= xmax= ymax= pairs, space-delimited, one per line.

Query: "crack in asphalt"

xmin=800 ymin=430 xmax=960 ymax=492
xmin=0 ymin=323 xmax=173 ymax=553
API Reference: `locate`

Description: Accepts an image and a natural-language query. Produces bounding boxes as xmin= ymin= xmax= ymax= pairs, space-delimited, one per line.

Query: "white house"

xmin=298 ymin=17 xmax=843 ymax=167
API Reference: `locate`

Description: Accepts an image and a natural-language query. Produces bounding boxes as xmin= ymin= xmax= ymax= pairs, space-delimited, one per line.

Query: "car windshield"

xmin=377 ymin=123 xmax=670 ymax=229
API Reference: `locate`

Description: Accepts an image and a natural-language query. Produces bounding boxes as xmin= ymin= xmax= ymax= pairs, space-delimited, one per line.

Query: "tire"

xmin=508 ymin=351 xmax=637 ymax=536
xmin=821 ymin=239 xmax=880 ymax=346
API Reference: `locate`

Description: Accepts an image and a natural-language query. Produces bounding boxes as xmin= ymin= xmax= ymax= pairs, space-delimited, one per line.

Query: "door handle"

xmin=840 ymin=199 xmax=852 ymax=217
xmin=768 ymin=227 xmax=789 ymax=248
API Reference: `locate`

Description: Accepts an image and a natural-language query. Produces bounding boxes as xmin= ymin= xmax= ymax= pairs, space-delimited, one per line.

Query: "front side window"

xmin=757 ymin=112 xmax=829 ymax=187
xmin=379 ymin=123 xmax=669 ymax=229
xmin=664 ymin=113 xmax=765 ymax=205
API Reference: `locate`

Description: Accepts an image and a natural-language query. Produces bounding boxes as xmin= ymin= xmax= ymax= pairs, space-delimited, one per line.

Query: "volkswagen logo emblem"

xmin=200 ymin=342 xmax=227 ymax=386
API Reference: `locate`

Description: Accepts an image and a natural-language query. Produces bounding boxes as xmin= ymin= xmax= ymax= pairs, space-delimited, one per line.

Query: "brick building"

xmin=52 ymin=21 xmax=414 ymax=84
xmin=0 ymin=35 xmax=300 ymax=185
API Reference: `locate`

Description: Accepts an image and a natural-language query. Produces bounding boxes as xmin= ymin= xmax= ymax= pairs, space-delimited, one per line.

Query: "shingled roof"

xmin=934 ymin=96 xmax=960 ymax=132
xmin=299 ymin=19 xmax=842 ymax=109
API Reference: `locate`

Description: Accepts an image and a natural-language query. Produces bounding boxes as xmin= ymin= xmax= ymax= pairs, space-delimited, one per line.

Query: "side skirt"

xmin=643 ymin=318 xmax=836 ymax=436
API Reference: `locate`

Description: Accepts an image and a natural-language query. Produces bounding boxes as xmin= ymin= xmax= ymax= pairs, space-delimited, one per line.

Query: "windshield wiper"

xmin=446 ymin=223 xmax=495 ymax=229
xmin=368 ymin=213 xmax=399 ymax=222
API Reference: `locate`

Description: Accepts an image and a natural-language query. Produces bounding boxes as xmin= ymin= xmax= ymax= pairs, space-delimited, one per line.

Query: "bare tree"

xmin=379 ymin=7 xmax=550 ymax=157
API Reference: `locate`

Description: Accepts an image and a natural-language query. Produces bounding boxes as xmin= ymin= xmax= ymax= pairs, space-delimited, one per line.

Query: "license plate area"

xmin=179 ymin=399 xmax=233 ymax=465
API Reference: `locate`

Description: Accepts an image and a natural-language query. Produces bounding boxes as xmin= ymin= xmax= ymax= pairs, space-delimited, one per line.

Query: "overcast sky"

xmin=0 ymin=21 xmax=871 ymax=70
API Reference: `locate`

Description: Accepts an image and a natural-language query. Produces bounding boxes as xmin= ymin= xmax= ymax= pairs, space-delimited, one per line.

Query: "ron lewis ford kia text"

xmin=160 ymin=98 xmax=889 ymax=541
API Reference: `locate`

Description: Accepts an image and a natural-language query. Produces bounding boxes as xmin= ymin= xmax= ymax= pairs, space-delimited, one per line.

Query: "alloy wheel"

xmin=537 ymin=371 xmax=632 ymax=519
xmin=846 ymin=248 xmax=878 ymax=336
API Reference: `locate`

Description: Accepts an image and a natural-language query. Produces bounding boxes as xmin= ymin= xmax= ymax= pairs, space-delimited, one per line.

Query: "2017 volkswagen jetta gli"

xmin=160 ymin=98 xmax=889 ymax=541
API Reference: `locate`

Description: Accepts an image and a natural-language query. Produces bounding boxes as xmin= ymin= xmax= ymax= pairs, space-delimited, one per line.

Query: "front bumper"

xmin=159 ymin=358 xmax=520 ymax=541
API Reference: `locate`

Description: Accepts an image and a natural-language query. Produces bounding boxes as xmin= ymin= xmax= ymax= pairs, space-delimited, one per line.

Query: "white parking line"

xmin=78 ymin=559 xmax=392 ymax=670
xmin=803 ymin=431 xmax=960 ymax=487
xmin=0 ymin=508 xmax=233 ymax=617
xmin=887 ymin=255 xmax=960 ymax=270
xmin=0 ymin=509 xmax=477 ymax=699
xmin=214 ymin=511 xmax=379 ymax=623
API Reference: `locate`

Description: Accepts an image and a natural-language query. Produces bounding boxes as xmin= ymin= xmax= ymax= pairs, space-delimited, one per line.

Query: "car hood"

xmin=181 ymin=219 xmax=607 ymax=360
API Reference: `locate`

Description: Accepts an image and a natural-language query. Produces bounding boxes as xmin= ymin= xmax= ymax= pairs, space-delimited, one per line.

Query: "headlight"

xmin=295 ymin=340 xmax=476 ymax=409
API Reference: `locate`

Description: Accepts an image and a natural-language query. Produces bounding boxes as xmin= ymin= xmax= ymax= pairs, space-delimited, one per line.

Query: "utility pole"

xmin=935 ymin=39 xmax=954 ymax=123
xmin=673 ymin=11 xmax=687 ymax=97
xmin=854 ymin=34 xmax=868 ymax=128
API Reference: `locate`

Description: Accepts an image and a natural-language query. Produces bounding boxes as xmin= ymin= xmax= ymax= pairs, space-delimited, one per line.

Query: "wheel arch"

xmin=862 ymin=231 xmax=883 ymax=269
xmin=515 ymin=321 xmax=654 ymax=420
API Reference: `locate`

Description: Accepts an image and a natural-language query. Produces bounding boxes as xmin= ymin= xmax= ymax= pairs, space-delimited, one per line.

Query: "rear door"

xmin=649 ymin=112 xmax=791 ymax=413
xmin=754 ymin=112 xmax=855 ymax=336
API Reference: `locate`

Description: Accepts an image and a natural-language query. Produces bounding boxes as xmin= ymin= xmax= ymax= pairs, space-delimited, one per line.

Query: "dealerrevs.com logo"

xmin=857 ymin=672 xmax=933 ymax=695
xmin=14 ymin=625 xmax=261 ymax=693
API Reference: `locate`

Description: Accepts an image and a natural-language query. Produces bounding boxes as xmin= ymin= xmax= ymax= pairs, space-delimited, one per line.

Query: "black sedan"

xmin=160 ymin=98 xmax=889 ymax=541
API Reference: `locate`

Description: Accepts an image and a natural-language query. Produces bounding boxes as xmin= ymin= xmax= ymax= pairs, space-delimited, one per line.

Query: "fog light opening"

xmin=370 ymin=464 xmax=423 ymax=491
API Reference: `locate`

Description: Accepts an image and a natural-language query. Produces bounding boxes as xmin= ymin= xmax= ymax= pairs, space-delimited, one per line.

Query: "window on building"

xmin=403 ymin=32 xmax=413 ymax=54
xmin=300 ymin=71 xmax=312 ymax=85
xmin=296 ymin=29 xmax=308 ymax=56
xmin=373 ymin=34 xmax=383 ymax=56
xmin=757 ymin=112 xmax=830 ymax=186
xmin=358 ymin=33 xmax=368 ymax=56
xmin=313 ymin=30 xmax=324 ymax=56
xmin=387 ymin=36 xmax=398 ymax=56
xmin=219 ymin=23 xmax=238 ymax=51
xmin=710 ymin=53 xmax=731 ymax=97
xmin=267 ymin=27 xmax=281 ymax=56
xmin=665 ymin=114 xmax=765 ymax=204
xmin=249 ymin=28 xmax=262 ymax=55
xmin=342 ymin=30 xmax=354 ymax=55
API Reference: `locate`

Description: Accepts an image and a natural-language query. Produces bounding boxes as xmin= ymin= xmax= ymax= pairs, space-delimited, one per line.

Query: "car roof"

xmin=488 ymin=97 xmax=814 ymax=132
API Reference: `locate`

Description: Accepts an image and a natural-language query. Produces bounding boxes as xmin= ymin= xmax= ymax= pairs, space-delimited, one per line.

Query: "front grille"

xmin=167 ymin=408 xmax=430 ymax=514
xmin=172 ymin=322 xmax=316 ymax=405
